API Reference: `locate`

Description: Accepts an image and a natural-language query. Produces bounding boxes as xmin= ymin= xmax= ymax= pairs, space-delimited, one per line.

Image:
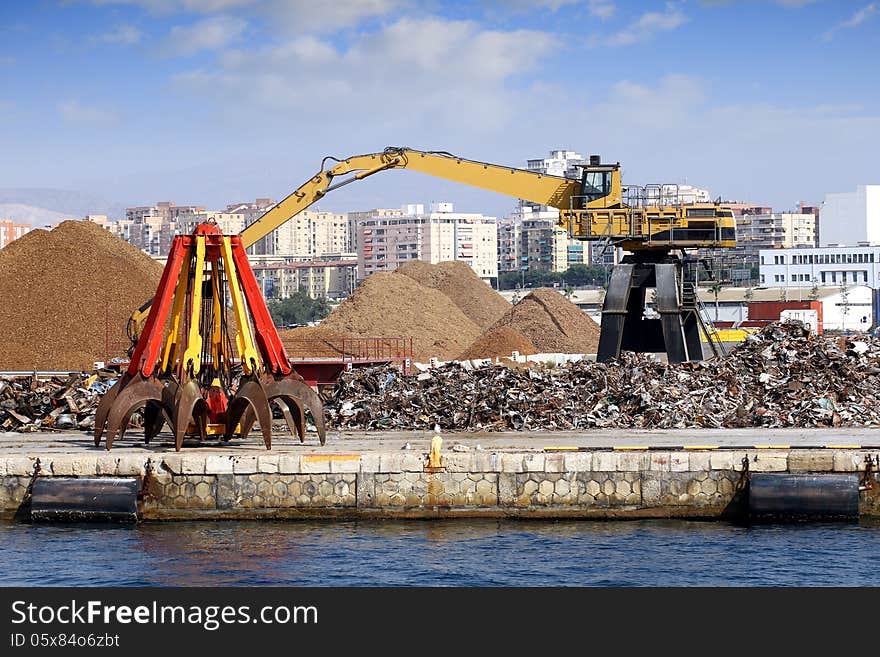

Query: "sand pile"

xmin=0 ymin=220 xmax=163 ymax=370
xmin=397 ymin=260 xmax=509 ymax=328
xmin=280 ymin=271 xmax=481 ymax=360
xmin=487 ymin=287 xmax=600 ymax=354
xmin=458 ymin=326 xmax=537 ymax=360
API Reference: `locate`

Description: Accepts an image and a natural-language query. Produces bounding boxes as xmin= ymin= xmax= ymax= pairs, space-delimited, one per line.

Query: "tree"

xmin=809 ymin=277 xmax=819 ymax=301
xmin=267 ymin=291 xmax=331 ymax=328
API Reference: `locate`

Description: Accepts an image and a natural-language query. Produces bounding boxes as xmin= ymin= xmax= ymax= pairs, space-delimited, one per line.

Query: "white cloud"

xmin=90 ymin=0 xmax=402 ymax=32
xmin=257 ymin=0 xmax=402 ymax=32
xmin=822 ymin=2 xmax=876 ymax=41
xmin=90 ymin=0 xmax=256 ymax=11
xmin=603 ymin=2 xmax=687 ymax=46
xmin=543 ymin=73 xmax=880 ymax=209
xmin=588 ymin=0 xmax=615 ymax=19
xmin=174 ymin=17 xmax=555 ymax=133
xmin=57 ymin=100 xmax=119 ymax=124
xmin=698 ymin=1 xmax=819 ymax=7
xmin=164 ymin=15 xmax=247 ymax=55
xmin=92 ymin=24 xmax=142 ymax=44
xmin=505 ymin=0 xmax=584 ymax=10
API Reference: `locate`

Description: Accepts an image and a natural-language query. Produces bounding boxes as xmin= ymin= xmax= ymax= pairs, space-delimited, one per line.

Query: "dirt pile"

xmin=281 ymin=271 xmax=481 ymax=360
xmin=0 ymin=221 xmax=163 ymax=370
xmin=397 ymin=260 xmax=510 ymax=328
xmin=458 ymin=326 xmax=537 ymax=360
xmin=488 ymin=287 xmax=600 ymax=354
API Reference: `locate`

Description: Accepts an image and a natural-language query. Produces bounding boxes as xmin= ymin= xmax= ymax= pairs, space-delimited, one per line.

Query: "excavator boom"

xmin=240 ymin=147 xmax=579 ymax=249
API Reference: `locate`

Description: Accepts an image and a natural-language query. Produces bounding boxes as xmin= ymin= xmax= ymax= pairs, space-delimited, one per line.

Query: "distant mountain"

xmin=0 ymin=188 xmax=128 ymax=224
xmin=0 ymin=203 xmax=79 ymax=228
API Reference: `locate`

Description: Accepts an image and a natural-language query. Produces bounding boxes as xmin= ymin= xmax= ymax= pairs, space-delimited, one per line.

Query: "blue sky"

xmin=1 ymin=0 xmax=879 ymax=218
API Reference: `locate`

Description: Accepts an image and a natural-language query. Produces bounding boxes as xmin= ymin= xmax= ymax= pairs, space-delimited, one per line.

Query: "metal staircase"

xmin=680 ymin=281 xmax=726 ymax=358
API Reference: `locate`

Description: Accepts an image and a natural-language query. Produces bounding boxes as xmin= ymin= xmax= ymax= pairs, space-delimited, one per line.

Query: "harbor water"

xmin=1 ymin=519 xmax=879 ymax=587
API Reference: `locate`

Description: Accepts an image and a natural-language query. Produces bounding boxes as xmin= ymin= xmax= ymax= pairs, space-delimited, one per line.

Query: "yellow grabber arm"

xmin=220 ymin=236 xmax=260 ymax=375
xmin=238 ymin=146 xmax=579 ymax=249
xmin=159 ymin=253 xmax=192 ymax=374
xmin=210 ymin=264 xmax=227 ymax=373
xmin=178 ymin=236 xmax=206 ymax=375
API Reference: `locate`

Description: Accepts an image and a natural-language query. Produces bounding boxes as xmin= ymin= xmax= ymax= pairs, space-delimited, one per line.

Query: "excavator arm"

xmin=125 ymin=145 xmax=735 ymax=362
xmin=239 ymin=146 xmax=579 ymax=249
xmin=127 ymin=146 xmax=579 ymax=347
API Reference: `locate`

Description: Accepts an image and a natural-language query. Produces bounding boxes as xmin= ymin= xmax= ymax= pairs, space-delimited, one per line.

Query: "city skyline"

xmin=1 ymin=1 xmax=879 ymax=221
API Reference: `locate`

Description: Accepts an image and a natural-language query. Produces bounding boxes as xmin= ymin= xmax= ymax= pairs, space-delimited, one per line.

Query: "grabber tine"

xmin=225 ymin=379 xmax=272 ymax=449
xmin=143 ymin=401 xmax=169 ymax=444
xmin=104 ymin=375 xmax=164 ymax=451
xmin=173 ymin=380 xmax=204 ymax=452
xmin=236 ymin=406 xmax=257 ymax=441
xmin=266 ymin=377 xmax=326 ymax=446
xmin=94 ymin=372 xmax=130 ymax=447
xmin=275 ymin=397 xmax=305 ymax=443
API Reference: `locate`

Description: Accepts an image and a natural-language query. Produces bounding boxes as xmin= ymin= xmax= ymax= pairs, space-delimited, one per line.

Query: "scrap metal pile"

xmin=0 ymin=372 xmax=117 ymax=433
xmin=326 ymin=322 xmax=880 ymax=431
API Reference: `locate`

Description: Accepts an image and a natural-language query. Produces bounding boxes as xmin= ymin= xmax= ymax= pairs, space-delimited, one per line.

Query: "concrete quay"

xmin=1 ymin=428 xmax=878 ymax=520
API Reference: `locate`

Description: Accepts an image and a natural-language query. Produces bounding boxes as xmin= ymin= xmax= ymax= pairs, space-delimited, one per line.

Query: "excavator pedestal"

xmin=597 ymin=251 xmax=720 ymax=364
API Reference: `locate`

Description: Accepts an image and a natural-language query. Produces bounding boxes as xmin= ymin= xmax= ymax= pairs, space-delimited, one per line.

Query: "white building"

xmin=819 ymin=185 xmax=880 ymax=246
xmin=758 ymin=246 xmax=880 ymax=287
xmin=526 ymin=150 xmax=589 ymax=178
xmin=353 ymin=203 xmax=498 ymax=282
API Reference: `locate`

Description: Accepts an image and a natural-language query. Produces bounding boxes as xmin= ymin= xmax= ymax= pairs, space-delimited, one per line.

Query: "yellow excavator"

xmin=130 ymin=146 xmax=736 ymax=363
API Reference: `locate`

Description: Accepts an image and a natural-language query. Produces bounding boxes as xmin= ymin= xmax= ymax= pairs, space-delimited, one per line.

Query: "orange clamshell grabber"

xmin=93 ymin=223 xmax=326 ymax=451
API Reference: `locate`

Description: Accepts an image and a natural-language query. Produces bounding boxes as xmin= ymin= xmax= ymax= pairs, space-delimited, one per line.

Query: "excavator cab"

xmin=578 ymin=156 xmax=622 ymax=208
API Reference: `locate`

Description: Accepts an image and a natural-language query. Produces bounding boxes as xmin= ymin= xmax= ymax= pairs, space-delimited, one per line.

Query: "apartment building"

xmin=122 ymin=201 xmax=206 ymax=256
xmin=249 ymin=254 xmax=358 ymax=300
xmin=226 ymin=198 xmax=276 ymax=255
xmin=353 ymin=203 xmax=497 ymax=282
xmin=0 ymin=219 xmax=31 ymax=248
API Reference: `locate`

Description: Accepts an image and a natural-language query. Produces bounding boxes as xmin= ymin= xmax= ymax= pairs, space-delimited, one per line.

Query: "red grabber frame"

xmin=94 ymin=223 xmax=326 ymax=451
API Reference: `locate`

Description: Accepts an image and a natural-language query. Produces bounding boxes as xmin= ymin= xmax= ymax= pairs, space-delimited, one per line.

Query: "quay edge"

xmin=1 ymin=446 xmax=878 ymax=521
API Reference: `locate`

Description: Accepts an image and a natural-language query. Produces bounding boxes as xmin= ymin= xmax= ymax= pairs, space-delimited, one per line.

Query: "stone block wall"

xmin=0 ymin=449 xmax=877 ymax=520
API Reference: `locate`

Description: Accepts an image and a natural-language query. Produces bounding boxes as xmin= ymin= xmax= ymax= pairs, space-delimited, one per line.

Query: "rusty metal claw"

xmin=173 ymin=380 xmax=208 ymax=451
xmin=225 ymin=378 xmax=272 ymax=449
xmin=103 ymin=374 xmax=166 ymax=451
xmin=143 ymin=400 xmax=175 ymax=444
xmin=94 ymin=372 xmax=131 ymax=446
xmin=236 ymin=406 xmax=257 ymax=441
xmin=264 ymin=376 xmax=326 ymax=445
xmin=274 ymin=398 xmax=305 ymax=443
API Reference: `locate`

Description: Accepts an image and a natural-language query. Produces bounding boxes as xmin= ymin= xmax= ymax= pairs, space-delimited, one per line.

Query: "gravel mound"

xmin=397 ymin=260 xmax=510 ymax=329
xmin=488 ymin=287 xmax=600 ymax=354
xmin=0 ymin=221 xmax=163 ymax=370
xmin=458 ymin=326 xmax=537 ymax=360
xmin=304 ymin=271 xmax=481 ymax=360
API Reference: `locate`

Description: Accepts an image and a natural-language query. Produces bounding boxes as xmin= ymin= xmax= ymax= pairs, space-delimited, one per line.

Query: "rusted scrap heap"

xmin=326 ymin=322 xmax=880 ymax=431
xmin=0 ymin=372 xmax=118 ymax=433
